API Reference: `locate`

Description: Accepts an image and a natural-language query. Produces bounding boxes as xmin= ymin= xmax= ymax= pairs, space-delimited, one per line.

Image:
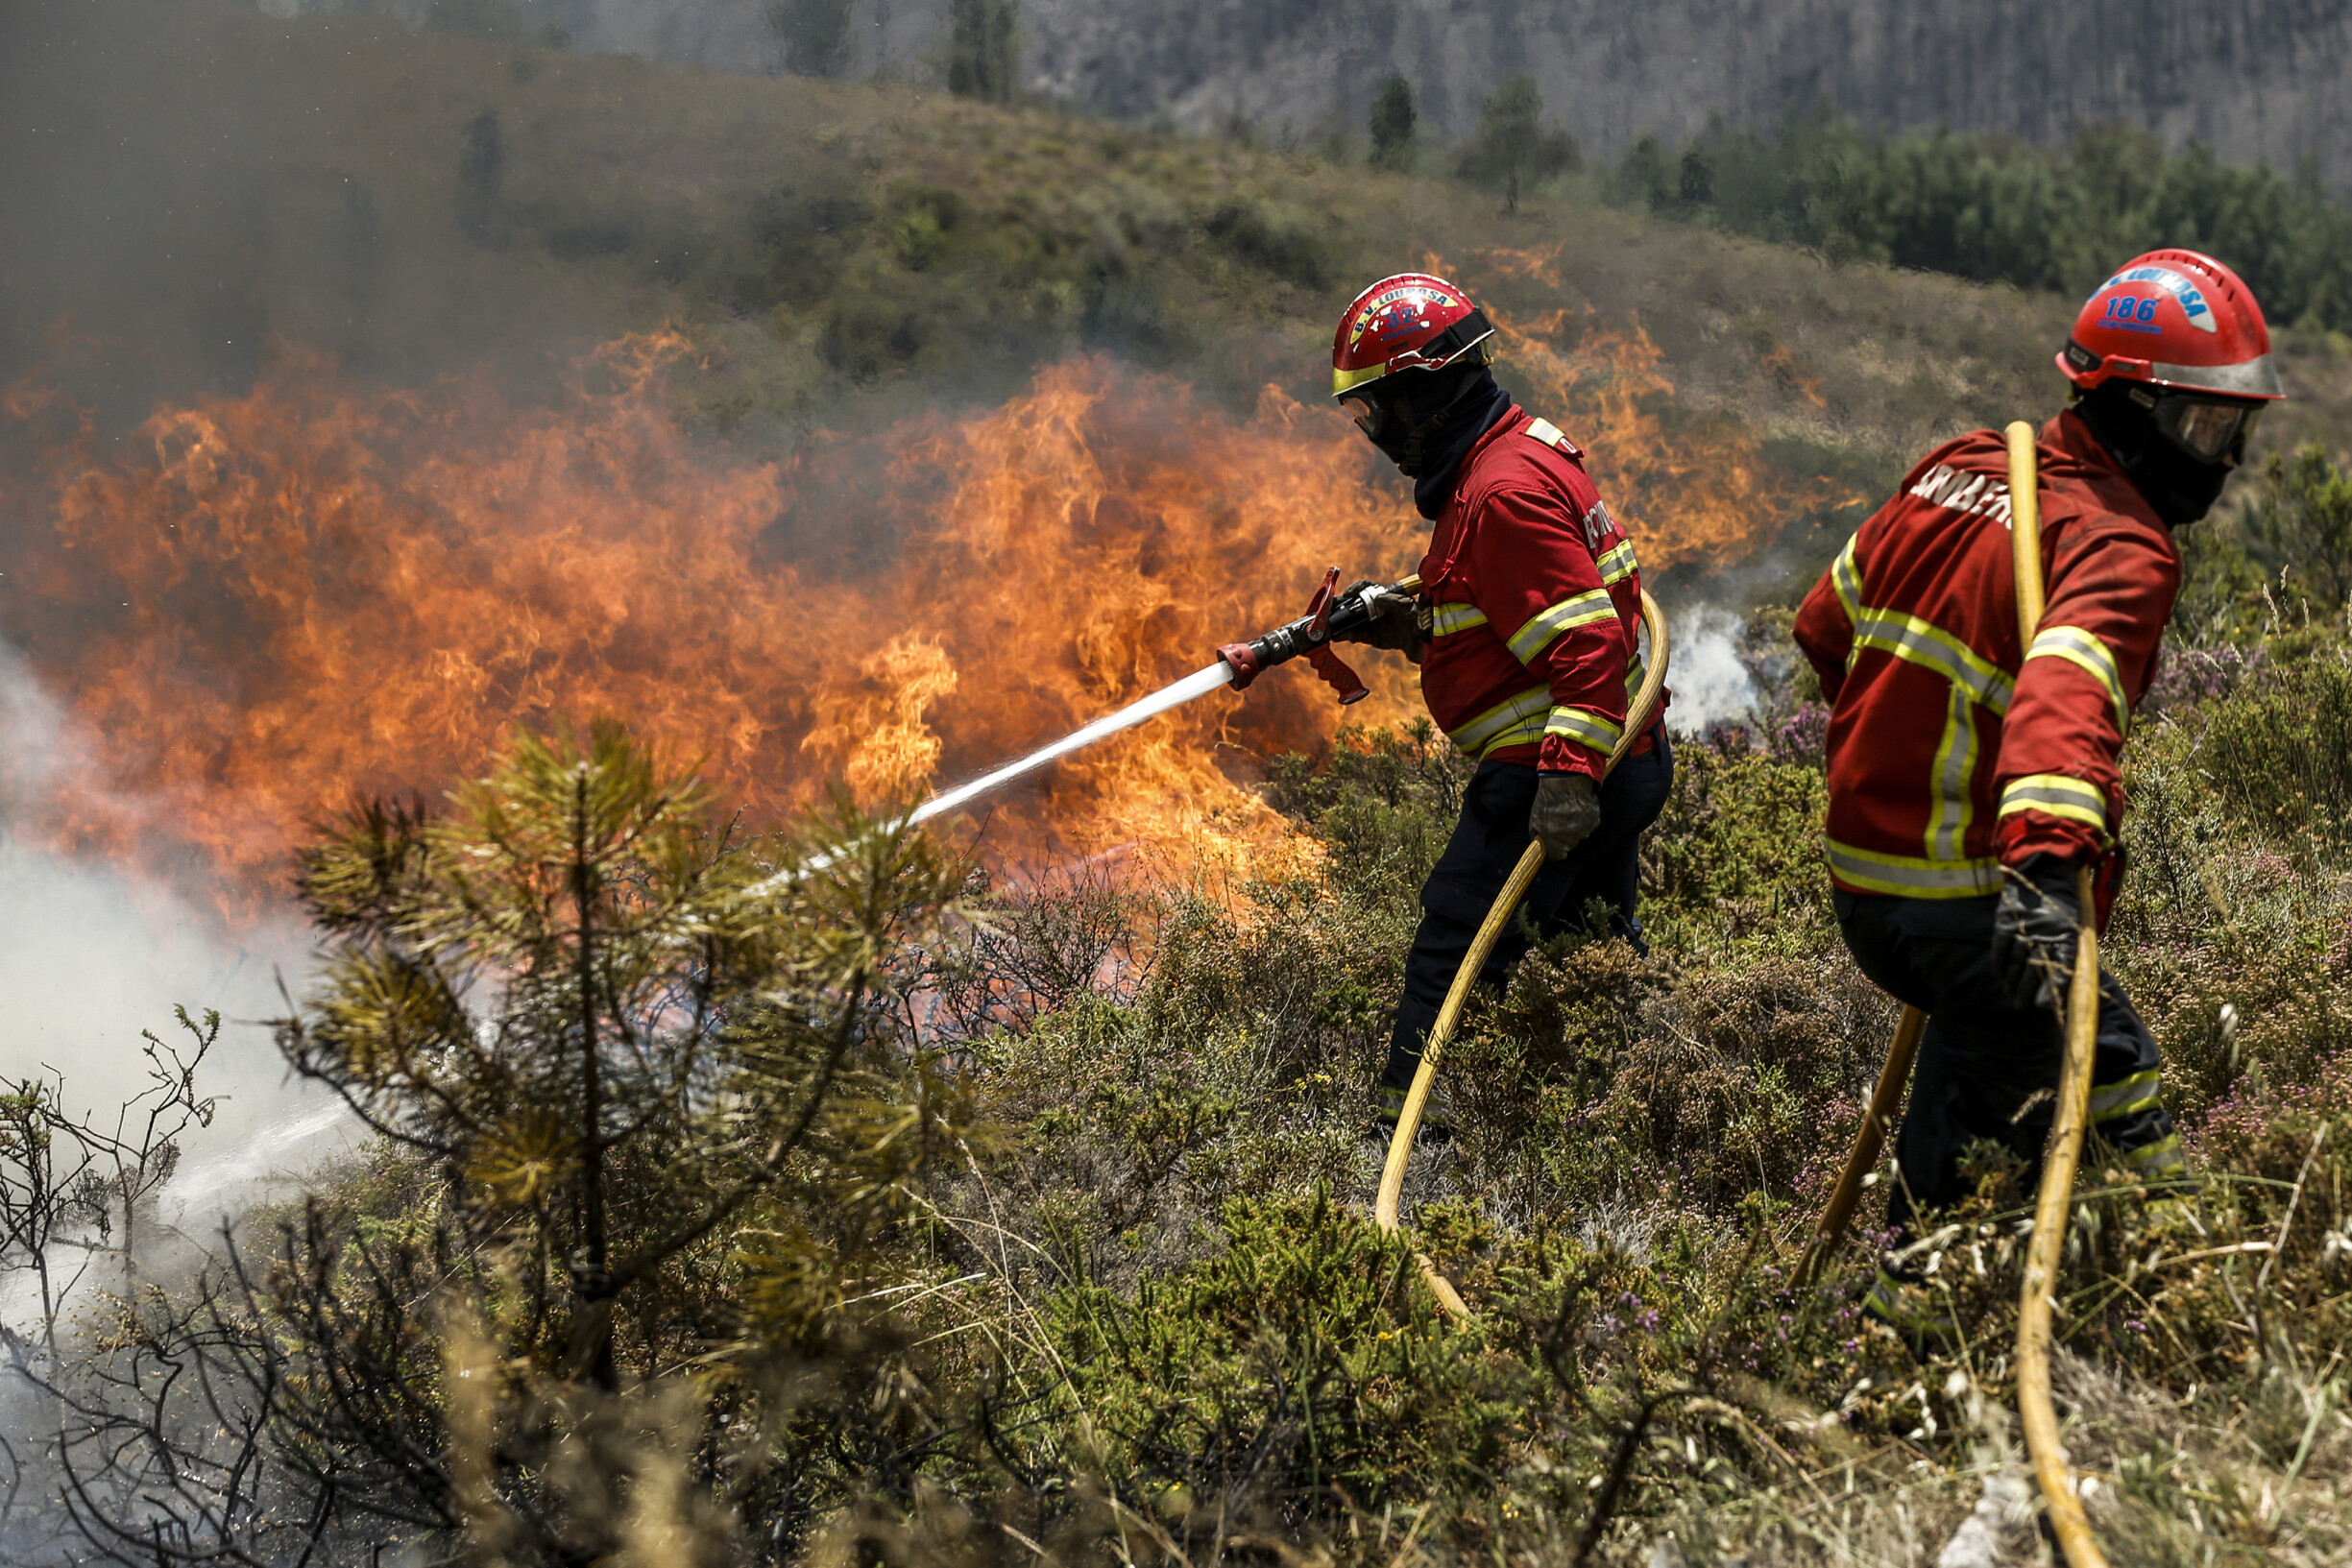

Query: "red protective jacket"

xmin=1416 ymin=408 xmax=1651 ymax=783
xmin=1792 ymin=411 xmax=2178 ymax=912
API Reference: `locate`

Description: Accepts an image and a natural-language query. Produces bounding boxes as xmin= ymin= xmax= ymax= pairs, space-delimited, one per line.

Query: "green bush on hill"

xmin=1610 ymin=104 xmax=2352 ymax=330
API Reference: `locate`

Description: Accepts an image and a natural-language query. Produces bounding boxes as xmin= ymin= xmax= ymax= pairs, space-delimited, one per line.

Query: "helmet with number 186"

xmin=2059 ymin=250 xmax=2282 ymax=466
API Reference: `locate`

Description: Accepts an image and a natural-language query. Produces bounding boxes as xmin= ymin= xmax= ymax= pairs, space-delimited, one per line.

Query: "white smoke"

xmin=0 ymin=643 xmax=354 ymax=1315
xmin=1661 ymin=603 xmax=1758 ymax=735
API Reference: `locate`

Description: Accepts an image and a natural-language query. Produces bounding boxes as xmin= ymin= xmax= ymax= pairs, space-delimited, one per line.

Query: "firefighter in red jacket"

xmin=1324 ymin=274 xmax=1673 ymax=1137
xmin=1794 ymin=251 xmax=2283 ymax=1302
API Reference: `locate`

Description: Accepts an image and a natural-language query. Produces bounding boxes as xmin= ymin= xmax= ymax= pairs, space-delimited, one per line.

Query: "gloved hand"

xmin=1991 ymin=856 xmax=2084 ymax=1013
xmin=1330 ymin=578 xmax=1425 ymax=659
xmin=1528 ymin=773 xmax=1601 ymax=859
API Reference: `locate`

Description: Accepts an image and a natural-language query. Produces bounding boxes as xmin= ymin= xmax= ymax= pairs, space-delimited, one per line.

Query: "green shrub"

xmin=2198 ymin=640 xmax=2352 ymax=854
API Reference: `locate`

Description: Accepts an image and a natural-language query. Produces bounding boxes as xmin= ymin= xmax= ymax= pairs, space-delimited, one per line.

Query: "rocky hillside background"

xmin=331 ymin=0 xmax=2352 ymax=192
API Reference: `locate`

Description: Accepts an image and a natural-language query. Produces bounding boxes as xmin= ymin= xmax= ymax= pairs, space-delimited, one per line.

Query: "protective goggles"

xmin=2148 ymin=391 xmax=2264 ymax=464
xmin=1338 ymin=389 xmax=1389 ymax=437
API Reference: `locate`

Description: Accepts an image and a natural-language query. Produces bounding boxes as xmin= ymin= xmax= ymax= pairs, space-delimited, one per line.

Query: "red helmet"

xmin=1331 ymin=273 xmax=1495 ymax=401
xmin=2058 ymin=250 xmax=2282 ymax=402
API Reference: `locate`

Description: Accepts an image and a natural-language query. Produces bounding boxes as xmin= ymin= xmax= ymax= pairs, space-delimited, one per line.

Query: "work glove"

xmin=1528 ymin=773 xmax=1601 ymax=860
xmin=1331 ymin=578 xmax=1425 ymax=659
xmin=1991 ymin=856 xmax=2084 ymax=1013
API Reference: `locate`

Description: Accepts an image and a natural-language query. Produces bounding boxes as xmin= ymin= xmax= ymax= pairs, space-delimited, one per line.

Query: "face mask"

xmin=2076 ymin=382 xmax=2252 ymax=528
xmin=1339 ymin=368 xmax=1485 ymax=475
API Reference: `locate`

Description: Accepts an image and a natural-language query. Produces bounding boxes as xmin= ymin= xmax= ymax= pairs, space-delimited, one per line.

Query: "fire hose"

xmin=1374 ymin=591 xmax=1672 ymax=1322
xmin=1792 ymin=423 xmax=2106 ymax=1567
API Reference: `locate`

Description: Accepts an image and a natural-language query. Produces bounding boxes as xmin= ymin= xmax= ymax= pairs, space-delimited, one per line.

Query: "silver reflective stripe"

xmin=2120 ymin=1132 xmax=2186 ymax=1174
xmin=1525 ymin=416 xmax=1568 ymax=448
xmin=1831 ymin=534 xmax=1862 ymax=626
xmin=2089 ymin=1069 xmax=2163 ymax=1123
xmin=1851 ymin=609 xmax=2015 ymax=712
xmin=1429 ymin=601 xmax=1489 ymax=639
xmin=1506 ymin=589 xmax=1616 ymax=663
xmin=1595 ymin=540 xmax=1639 ymax=585
xmin=1998 ymin=774 xmax=2111 ymax=833
xmin=1926 ymin=683 xmax=1978 ymax=861
xmin=1447 ymin=686 xmax=1554 ymax=755
xmin=2151 ymin=354 xmax=2283 ymax=398
xmin=2026 ymin=624 xmax=2128 ymax=732
xmin=1825 ymin=838 xmax=2001 ymax=897
xmin=1546 ymin=706 xmax=1622 ymax=751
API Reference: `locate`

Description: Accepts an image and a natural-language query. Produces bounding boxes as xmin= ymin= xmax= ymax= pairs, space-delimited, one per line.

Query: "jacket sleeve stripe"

xmin=1594 ymin=540 xmax=1640 ymax=586
xmin=1852 ymin=607 xmax=2016 ymax=712
xmin=1428 ymin=601 xmax=1490 ymax=639
xmin=1446 ymin=686 xmax=1556 ymax=758
xmin=1507 ymin=589 xmax=1618 ymax=663
xmin=1997 ymin=773 xmax=2112 ymax=833
xmin=2025 ymin=624 xmax=2130 ymax=732
xmin=1545 ymin=706 xmax=1623 ymax=753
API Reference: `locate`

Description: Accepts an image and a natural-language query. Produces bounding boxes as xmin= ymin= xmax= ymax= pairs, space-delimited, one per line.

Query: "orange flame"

xmin=2 ymin=291 xmax=1845 ymax=910
xmin=2 ymin=337 xmax=1423 ymax=905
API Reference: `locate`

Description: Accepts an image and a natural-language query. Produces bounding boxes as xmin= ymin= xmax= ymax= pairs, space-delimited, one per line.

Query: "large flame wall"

xmin=1 ymin=290 xmax=1837 ymax=907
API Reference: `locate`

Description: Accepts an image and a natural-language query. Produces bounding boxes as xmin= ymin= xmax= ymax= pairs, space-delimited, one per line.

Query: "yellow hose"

xmin=2000 ymin=421 xmax=2109 ymax=1568
xmin=1795 ymin=1005 xmax=1927 ymax=1286
xmin=1375 ymin=591 xmax=1672 ymax=1320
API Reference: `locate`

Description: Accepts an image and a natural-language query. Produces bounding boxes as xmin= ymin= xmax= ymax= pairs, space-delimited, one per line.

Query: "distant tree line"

xmin=1608 ymin=103 xmax=2352 ymax=330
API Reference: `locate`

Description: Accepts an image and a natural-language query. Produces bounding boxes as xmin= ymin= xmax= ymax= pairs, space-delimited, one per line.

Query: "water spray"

xmin=769 ymin=568 xmax=1418 ymax=880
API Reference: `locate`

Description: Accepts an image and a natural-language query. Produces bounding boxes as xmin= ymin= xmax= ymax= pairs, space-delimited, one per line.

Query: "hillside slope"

xmin=12 ymin=1 xmax=2347 ymax=554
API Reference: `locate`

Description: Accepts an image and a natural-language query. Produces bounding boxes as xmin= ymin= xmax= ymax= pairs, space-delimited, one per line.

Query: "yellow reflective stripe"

xmin=2026 ymin=624 xmax=2130 ymax=732
xmin=1831 ymin=534 xmax=1862 ymax=628
xmin=1999 ymin=774 xmax=2111 ymax=833
xmin=1332 ymin=362 xmax=1388 ymax=397
xmin=1623 ymin=650 xmax=1647 ymax=700
xmin=1446 ymin=686 xmax=1554 ymax=756
xmin=1428 ymin=601 xmax=1489 ymax=639
xmin=1825 ymin=837 xmax=2001 ymax=898
xmin=1851 ymin=607 xmax=2015 ymax=712
xmin=2089 ymin=1069 xmax=2163 ymax=1123
xmin=1525 ymin=416 xmax=1568 ymax=447
xmin=1594 ymin=539 xmax=1639 ymax=586
xmin=1926 ymin=684 xmax=1979 ymax=862
xmin=2120 ymin=1132 xmax=2185 ymax=1175
xmin=1545 ymin=706 xmax=1622 ymax=753
xmin=1507 ymin=589 xmax=1617 ymax=663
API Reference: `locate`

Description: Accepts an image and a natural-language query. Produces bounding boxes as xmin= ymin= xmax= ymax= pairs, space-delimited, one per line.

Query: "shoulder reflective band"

xmin=2025 ymin=625 xmax=2129 ymax=731
xmin=1998 ymin=773 xmax=2112 ymax=834
xmin=1825 ymin=837 xmax=2001 ymax=898
xmin=1525 ymin=415 xmax=1579 ymax=454
xmin=1507 ymin=589 xmax=1616 ymax=663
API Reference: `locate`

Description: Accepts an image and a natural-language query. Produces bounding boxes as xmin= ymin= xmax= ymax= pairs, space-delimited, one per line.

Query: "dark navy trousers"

xmin=1833 ymin=890 xmax=2184 ymax=1236
xmin=1380 ymin=734 xmax=1675 ymax=1096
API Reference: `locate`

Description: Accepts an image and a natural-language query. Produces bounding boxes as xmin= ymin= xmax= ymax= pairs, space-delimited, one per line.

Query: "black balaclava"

xmin=1361 ymin=364 xmax=1515 ymax=520
xmin=2072 ymin=380 xmax=2242 ymax=529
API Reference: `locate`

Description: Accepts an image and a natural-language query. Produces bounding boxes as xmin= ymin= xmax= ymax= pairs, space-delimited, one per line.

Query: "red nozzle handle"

xmin=1307 ymin=643 xmax=1370 ymax=705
